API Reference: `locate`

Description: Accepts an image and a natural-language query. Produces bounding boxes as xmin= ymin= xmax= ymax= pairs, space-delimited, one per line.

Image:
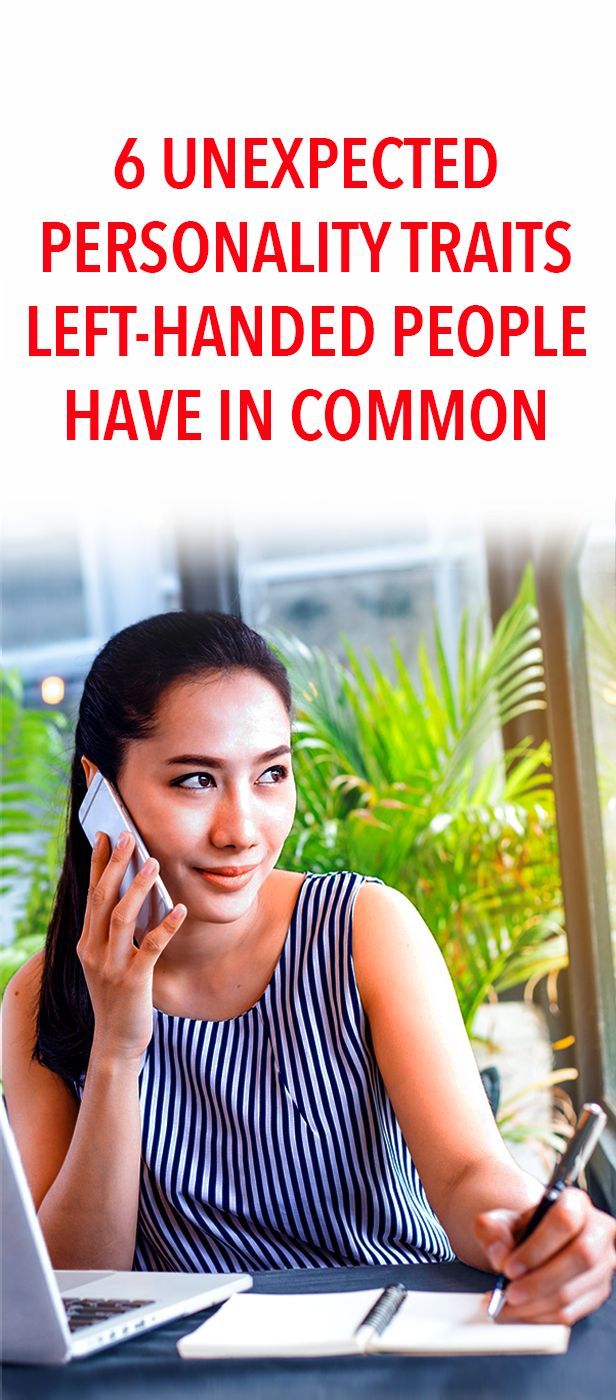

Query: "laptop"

xmin=0 ymin=1099 xmax=252 ymax=1364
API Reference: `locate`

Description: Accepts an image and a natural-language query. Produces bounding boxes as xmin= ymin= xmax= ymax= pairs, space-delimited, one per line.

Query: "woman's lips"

xmin=195 ymin=865 xmax=259 ymax=890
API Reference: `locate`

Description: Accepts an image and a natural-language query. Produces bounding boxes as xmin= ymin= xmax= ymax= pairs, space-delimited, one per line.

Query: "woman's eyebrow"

xmin=164 ymin=745 xmax=291 ymax=769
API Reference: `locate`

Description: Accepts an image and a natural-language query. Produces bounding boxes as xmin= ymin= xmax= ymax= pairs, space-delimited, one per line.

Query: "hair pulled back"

xmin=35 ymin=611 xmax=291 ymax=1089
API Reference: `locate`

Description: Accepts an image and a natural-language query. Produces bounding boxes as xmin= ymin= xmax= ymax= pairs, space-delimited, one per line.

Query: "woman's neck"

xmin=151 ymin=869 xmax=305 ymax=1021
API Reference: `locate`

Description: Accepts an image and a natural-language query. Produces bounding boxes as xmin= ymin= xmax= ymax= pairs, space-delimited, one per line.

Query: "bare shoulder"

xmin=268 ymin=867 xmax=308 ymax=920
xmin=352 ymin=880 xmax=445 ymax=1013
xmin=1 ymin=949 xmax=45 ymax=1052
xmin=6 ymin=946 xmax=45 ymax=989
xmin=272 ymin=868 xmax=307 ymax=898
xmin=354 ymin=879 xmax=429 ymax=933
xmin=2 ymin=949 xmax=79 ymax=1209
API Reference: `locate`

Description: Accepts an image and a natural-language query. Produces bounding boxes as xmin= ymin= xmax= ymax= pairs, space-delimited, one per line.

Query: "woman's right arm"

xmin=1 ymin=833 xmax=186 ymax=1270
xmin=2 ymin=950 xmax=144 ymax=1269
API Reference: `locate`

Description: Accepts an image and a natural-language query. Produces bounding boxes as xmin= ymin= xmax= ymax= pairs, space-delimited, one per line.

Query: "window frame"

xmin=535 ymin=535 xmax=616 ymax=1210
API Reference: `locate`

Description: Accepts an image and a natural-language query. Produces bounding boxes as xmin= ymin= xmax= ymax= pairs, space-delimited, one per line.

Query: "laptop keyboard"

xmin=63 ymin=1297 xmax=155 ymax=1331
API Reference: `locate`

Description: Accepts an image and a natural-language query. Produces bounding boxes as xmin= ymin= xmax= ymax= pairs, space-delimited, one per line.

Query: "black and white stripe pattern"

xmin=132 ymin=871 xmax=454 ymax=1271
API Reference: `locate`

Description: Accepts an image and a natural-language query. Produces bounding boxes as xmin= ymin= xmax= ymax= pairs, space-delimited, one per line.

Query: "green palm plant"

xmin=0 ymin=672 xmax=70 ymax=993
xmin=274 ymin=568 xmax=566 ymax=1034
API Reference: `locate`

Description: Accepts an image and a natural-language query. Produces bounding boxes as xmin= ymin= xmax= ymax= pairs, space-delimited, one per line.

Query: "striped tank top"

xmin=133 ymin=871 xmax=454 ymax=1272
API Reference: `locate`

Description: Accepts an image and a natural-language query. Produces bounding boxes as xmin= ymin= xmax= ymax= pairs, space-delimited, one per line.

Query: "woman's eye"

xmin=173 ymin=772 xmax=215 ymax=790
xmin=256 ymin=765 xmax=288 ymax=785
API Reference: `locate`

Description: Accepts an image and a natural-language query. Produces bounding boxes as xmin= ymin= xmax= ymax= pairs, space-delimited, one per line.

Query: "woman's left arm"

xmin=353 ymin=882 xmax=616 ymax=1323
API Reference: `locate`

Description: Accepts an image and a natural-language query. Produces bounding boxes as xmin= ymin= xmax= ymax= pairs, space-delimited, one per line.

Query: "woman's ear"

xmin=81 ymin=757 xmax=99 ymax=789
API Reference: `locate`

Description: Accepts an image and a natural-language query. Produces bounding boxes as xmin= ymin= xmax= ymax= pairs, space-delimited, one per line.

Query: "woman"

xmin=2 ymin=611 xmax=614 ymax=1322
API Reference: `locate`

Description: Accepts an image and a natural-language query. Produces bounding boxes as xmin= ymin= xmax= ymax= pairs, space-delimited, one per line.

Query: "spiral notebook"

xmin=177 ymin=1286 xmax=570 ymax=1358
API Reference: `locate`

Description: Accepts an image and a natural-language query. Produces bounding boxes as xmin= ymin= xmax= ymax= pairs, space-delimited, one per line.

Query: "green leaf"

xmin=1 ymin=669 xmax=70 ymax=990
xmin=272 ymin=567 xmax=567 ymax=1036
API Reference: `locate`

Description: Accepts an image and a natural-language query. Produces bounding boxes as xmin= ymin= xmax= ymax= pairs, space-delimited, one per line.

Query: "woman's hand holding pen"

xmin=77 ymin=832 xmax=187 ymax=1068
xmin=475 ymin=1190 xmax=616 ymax=1325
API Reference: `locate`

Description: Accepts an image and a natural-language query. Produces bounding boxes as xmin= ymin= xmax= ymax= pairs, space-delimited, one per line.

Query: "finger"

xmin=85 ymin=831 xmax=137 ymax=944
xmin=81 ymin=832 xmax=112 ymax=942
xmin=475 ymin=1209 xmax=520 ymax=1273
xmin=107 ymin=857 xmax=164 ymax=961
xmin=498 ymin=1261 xmax=612 ymax=1325
xmin=505 ymin=1189 xmax=589 ymax=1277
xmin=137 ymin=904 xmax=187 ymax=963
xmin=504 ymin=1229 xmax=608 ymax=1310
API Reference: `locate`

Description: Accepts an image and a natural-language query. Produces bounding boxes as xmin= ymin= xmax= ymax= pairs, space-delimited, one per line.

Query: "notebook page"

xmin=370 ymin=1291 xmax=569 ymax=1355
xmin=177 ymin=1288 xmax=382 ymax=1358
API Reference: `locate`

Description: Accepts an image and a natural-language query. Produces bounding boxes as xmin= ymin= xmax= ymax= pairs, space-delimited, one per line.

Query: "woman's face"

xmin=113 ymin=670 xmax=296 ymax=924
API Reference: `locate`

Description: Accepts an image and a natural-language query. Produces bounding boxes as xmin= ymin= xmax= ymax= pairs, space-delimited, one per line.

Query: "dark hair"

xmin=35 ymin=611 xmax=291 ymax=1090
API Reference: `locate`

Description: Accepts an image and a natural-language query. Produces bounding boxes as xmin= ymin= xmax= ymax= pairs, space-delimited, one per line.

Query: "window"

xmin=535 ymin=520 xmax=616 ymax=1207
xmin=238 ymin=522 xmax=488 ymax=680
xmin=579 ymin=527 xmax=616 ymax=1101
xmin=1 ymin=517 xmax=181 ymax=711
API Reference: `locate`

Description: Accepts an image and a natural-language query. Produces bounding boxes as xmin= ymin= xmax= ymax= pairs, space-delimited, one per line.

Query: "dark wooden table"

xmin=3 ymin=1261 xmax=615 ymax=1399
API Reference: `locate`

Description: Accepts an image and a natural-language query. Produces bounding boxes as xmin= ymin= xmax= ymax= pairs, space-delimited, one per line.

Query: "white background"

xmin=3 ymin=0 xmax=614 ymax=535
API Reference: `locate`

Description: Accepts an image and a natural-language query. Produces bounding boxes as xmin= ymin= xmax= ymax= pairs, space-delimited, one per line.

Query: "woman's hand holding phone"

xmin=77 ymin=831 xmax=187 ymax=1068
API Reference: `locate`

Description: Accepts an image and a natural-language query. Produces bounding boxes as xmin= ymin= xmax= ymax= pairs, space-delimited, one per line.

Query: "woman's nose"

xmin=210 ymin=789 xmax=258 ymax=849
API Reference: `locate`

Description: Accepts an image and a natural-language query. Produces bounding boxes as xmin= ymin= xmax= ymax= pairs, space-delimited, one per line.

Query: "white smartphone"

xmin=78 ymin=772 xmax=174 ymax=937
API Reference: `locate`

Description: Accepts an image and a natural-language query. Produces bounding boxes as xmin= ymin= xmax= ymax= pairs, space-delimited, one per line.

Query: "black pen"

xmin=487 ymin=1102 xmax=607 ymax=1319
